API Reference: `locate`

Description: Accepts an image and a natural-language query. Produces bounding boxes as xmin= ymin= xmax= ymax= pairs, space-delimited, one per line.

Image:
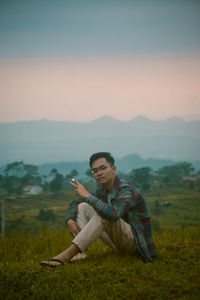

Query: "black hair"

xmin=89 ymin=152 xmax=115 ymax=168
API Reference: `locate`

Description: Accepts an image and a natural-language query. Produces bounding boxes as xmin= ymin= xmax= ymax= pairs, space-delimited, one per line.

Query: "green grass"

xmin=0 ymin=191 xmax=73 ymax=234
xmin=3 ymin=190 xmax=73 ymax=215
xmin=0 ymin=226 xmax=200 ymax=300
xmin=146 ymin=189 xmax=200 ymax=230
xmin=0 ymin=189 xmax=200 ymax=299
xmin=2 ymin=188 xmax=200 ymax=235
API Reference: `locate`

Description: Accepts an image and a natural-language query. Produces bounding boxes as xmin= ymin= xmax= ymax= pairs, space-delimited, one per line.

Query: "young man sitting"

xmin=41 ymin=152 xmax=156 ymax=267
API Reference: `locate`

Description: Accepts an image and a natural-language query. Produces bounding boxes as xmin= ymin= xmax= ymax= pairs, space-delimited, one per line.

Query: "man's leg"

xmin=41 ymin=204 xmax=135 ymax=267
xmin=41 ymin=209 xmax=106 ymax=267
xmin=40 ymin=242 xmax=81 ymax=267
xmin=72 ymin=208 xmax=135 ymax=255
xmin=104 ymin=218 xmax=135 ymax=254
xmin=76 ymin=202 xmax=116 ymax=250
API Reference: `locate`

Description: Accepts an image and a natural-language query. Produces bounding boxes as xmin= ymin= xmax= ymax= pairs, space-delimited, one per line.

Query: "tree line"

xmin=0 ymin=161 xmax=199 ymax=196
xmin=118 ymin=162 xmax=199 ymax=191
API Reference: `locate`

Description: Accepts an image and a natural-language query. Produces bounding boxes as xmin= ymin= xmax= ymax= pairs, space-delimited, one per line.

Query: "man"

xmin=41 ymin=152 xmax=156 ymax=267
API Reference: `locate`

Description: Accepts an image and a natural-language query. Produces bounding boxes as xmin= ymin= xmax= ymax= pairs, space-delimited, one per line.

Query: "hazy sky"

xmin=0 ymin=0 xmax=200 ymax=123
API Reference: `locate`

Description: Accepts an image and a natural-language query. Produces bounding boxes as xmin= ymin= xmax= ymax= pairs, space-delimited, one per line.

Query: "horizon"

xmin=0 ymin=151 xmax=199 ymax=167
xmin=0 ymin=114 xmax=200 ymax=125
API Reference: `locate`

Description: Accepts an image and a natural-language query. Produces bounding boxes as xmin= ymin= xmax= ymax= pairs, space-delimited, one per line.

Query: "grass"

xmin=0 ymin=226 xmax=200 ymax=299
xmin=0 ymin=188 xmax=200 ymax=299
xmin=146 ymin=189 xmax=200 ymax=230
xmin=1 ymin=191 xmax=73 ymax=234
xmin=1 ymin=188 xmax=200 ymax=235
xmin=4 ymin=190 xmax=73 ymax=215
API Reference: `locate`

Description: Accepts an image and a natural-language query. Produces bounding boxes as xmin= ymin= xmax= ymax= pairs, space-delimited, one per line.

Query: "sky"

xmin=0 ymin=0 xmax=200 ymax=123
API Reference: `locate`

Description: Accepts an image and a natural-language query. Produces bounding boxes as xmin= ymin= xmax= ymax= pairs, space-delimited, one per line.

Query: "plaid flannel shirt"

xmin=65 ymin=176 xmax=156 ymax=263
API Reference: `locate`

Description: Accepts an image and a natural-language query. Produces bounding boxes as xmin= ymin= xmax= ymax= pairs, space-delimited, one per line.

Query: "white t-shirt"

xmin=107 ymin=193 xmax=112 ymax=205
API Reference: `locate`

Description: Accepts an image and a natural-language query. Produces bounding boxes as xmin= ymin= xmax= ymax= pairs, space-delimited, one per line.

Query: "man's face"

xmin=91 ymin=158 xmax=116 ymax=185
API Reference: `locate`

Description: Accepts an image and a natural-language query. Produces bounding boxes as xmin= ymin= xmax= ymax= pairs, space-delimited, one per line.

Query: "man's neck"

xmin=102 ymin=177 xmax=115 ymax=193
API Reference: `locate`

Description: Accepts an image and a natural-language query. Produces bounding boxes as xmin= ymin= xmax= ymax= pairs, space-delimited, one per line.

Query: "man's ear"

xmin=112 ymin=165 xmax=117 ymax=173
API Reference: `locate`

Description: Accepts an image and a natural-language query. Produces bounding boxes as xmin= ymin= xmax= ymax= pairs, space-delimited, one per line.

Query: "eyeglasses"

xmin=91 ymin=165 xmax=108 ymax=174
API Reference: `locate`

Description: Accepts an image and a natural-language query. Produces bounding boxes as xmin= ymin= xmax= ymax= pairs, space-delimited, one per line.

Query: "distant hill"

xmin=1 ymin=153 xmax=200 ymax=177
xmin=37 ymin=154 xmax=200 ymax=177
xmin=0 ymin=115 xmax=200 ymax=165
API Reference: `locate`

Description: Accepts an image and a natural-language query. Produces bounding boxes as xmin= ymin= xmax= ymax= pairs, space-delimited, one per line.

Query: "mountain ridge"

xmin=38 ymin=153 xmax=200 ymax=177
xmin=1 ymin=153 xmax=200 ymax=177
xmin=0 ymin=115 xmax=199 ymax=164
xmin=1 ymin=115 xmax=200 ymax=126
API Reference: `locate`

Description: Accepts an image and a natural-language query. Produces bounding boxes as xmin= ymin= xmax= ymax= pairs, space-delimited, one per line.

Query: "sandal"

xmin=40 ymin=258 xmax=64 ymax=267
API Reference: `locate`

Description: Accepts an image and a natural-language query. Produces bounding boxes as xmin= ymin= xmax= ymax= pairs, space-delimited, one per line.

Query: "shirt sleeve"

xmin=85 ymin=186 xmax=139 ymax=221
xmin=65 ymin=197 xmax=85 ymax=222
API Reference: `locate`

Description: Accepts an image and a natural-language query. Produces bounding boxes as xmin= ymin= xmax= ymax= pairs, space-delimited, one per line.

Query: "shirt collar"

xmin=101 ymin=175 xmax=120 ymax=195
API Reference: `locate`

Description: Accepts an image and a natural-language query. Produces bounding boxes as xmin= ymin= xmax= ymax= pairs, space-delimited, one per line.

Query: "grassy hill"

xmin=0 ymin=188 xmax=200 ymax=299
xmin=1 ymin=188 xmax=200 ymax=234
xmin=1 ymin=191 xmax=73 ymax=234
xmin=0 ymin=226 xmax=199 ymax=299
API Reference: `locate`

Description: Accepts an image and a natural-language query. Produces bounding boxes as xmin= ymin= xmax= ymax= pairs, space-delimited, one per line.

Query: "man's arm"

xmin=65 ymin=199 xmax=79 ymax=223
xmin=66 ymin=219 xmax=81 ymax=237
xmin=65 ymin=178 xmax=95 ymax=237
xmin=65 ymin=199 xmax=81 ymax=237
xmin=70 ymin=179 xmax=140 ymax=221
xmin=85 ymin=187 xmax=139 ymax=221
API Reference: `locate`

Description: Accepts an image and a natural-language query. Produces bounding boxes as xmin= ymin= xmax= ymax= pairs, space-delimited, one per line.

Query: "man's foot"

xmin=40 ymin=258 xmax=67 ymax=267
xmin=40 ymin=243 xmax=81 ymax=267
xmin=70 ymin=252 xmax=87 ymax=262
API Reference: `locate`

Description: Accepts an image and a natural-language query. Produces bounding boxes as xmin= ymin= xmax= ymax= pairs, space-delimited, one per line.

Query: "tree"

xmin=0 ymin=174 xmax=21 ymax=195
xmin=22 ymin=164 xmax=41 ymax=184
xmin=3 ymin=161 xmax=24 ymax=195
xmin=1 ymin=161 xmax=42 ymax=195
xmin=130 ymin=167 xmax=153 ymax=191
xmin=5 ymin=161 xmax=24 ymax=177
xmin=41 ymin=175 xmax=49 ymax=192
xmin=157 ymin=162 xmax=195 ymax=187
xmin=177 ymin=162 xmax=194 ymax=177
xmin=49 ymin=169 xmax=64 ymax=192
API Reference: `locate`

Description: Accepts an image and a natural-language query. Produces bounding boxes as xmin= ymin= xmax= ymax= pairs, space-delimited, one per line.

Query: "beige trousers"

xmin=72 ymin=202 xmax=135 ymax=254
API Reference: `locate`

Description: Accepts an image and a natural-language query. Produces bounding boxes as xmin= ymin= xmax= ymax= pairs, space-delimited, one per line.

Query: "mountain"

xmin=38 ymin=155 xmax=172 ymax=177
xmin=1 ymin=153 xmax=199 ymax=178
xmin=0 ymin=115 xmax=200 ymax=165
xmin=32 ymin=154 xmax=200 ymax=177
xmin=37 ymin=154 xmax=200 ymax=177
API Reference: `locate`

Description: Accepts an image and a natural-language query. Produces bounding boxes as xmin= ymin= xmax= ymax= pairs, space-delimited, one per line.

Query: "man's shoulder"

xmin=115 ymin=177 xmax=134 ymax=190
xmin=116 ymin=177 xmax=141 ymax=195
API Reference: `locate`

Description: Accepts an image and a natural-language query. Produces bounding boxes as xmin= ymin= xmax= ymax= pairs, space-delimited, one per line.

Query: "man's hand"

xmin=69 ymin=179 xmax=90 ymax=199
xmin=67 ymin=219 xmax=81 ymax=237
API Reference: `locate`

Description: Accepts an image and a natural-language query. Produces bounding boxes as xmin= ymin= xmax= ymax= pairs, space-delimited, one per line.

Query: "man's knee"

xmin=77 ymin=202 xmax=96 ymax=221
xmin=78 ymin=202 xmax=91 ymax=213
xmin=78 ymin=202 xmax=108 ymax=227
